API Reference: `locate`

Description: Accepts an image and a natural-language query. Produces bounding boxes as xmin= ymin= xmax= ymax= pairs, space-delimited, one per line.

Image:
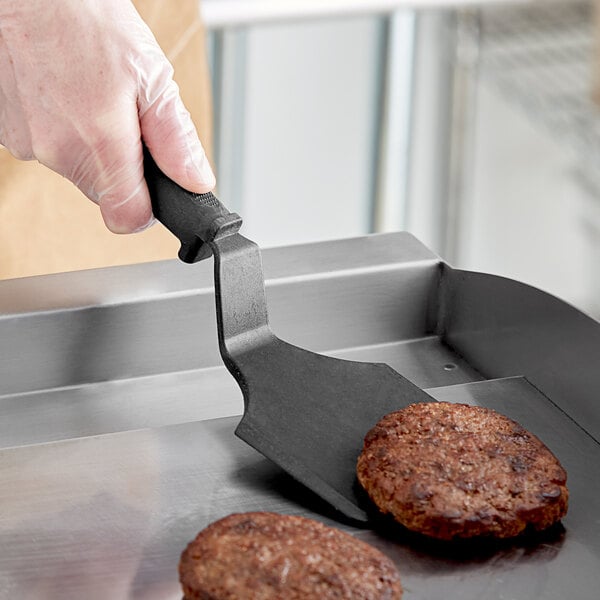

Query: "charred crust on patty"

xmin=179 ymin=511 xmax=402 ymax=599
xmin=356 ymin=402 xmax=568 ymax=540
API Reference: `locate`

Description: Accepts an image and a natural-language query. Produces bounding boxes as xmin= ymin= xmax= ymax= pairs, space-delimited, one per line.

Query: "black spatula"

xmin=144 ymin=150 xmax=435 ymax=523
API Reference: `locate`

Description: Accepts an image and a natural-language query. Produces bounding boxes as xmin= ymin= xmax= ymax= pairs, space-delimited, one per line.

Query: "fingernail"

xmin=187 ymin=149 xmax=216 ymax=189
xmin=133 ymin=215 xmax=157 ymax=233
xmin=99 ymin=183 xmax=154 ymax=234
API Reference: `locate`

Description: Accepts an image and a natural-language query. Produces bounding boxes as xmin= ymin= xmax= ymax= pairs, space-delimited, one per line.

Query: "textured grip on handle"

xmin=143 ymin=146 xmax=242 ymax=263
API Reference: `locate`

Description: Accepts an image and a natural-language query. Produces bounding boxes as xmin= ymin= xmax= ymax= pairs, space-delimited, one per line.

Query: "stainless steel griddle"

xmin=1 ymin=232 xmax=599 ymax=599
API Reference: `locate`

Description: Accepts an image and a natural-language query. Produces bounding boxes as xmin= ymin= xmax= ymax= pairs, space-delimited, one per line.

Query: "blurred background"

xmin=203 ymin=0 xmax=600 ymax=318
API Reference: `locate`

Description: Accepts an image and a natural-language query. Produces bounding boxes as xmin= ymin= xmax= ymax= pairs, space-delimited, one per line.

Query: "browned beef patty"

xmin=179 ymin=511 xmax=402 ymax=600
xmin=357 ymin=402 xmax=568 ymax=540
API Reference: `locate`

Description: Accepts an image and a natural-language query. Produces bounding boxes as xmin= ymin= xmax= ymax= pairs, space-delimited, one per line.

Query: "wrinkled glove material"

xmin=0 ymin=0 xmax=215 ymax=233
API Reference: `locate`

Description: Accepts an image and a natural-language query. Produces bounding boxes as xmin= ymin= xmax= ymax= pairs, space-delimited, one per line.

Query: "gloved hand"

xmin=0 ymin=0 xmax=215 ymax=233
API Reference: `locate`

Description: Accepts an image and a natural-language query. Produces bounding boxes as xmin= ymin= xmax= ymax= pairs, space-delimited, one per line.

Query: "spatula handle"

xmin=143 ymin=146 xmax=242 ymax=263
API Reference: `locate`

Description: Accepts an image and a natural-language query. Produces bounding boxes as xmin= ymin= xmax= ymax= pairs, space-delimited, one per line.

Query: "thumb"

xmin=140 ymin=77 xmax=215 ymax=194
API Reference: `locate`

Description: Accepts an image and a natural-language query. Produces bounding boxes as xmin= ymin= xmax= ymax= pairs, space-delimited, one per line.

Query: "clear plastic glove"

xmin=0 ymin=0 xmax=216 ymax=233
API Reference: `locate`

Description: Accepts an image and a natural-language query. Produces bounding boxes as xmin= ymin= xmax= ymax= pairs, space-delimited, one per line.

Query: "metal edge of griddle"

xmin=438 ymin=264 xmax=600 ymax=445
xmin=0 ymin=232 xmax=441 ymax=398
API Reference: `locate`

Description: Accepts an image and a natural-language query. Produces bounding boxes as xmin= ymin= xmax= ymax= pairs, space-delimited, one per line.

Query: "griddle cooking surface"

xmin=0 ymin=376 xmax=597 ymax=599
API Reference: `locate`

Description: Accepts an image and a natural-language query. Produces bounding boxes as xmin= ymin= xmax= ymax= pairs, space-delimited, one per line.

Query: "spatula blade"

xmin=233 ymin=338 xmax=434 ymax=523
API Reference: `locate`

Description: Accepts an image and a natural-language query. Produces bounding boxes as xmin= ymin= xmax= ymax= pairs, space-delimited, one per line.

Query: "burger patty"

xmin=179 ymin=511 xmax=402 ymax=599
xmin=356 ymin=402 xmax=568 ymax=540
